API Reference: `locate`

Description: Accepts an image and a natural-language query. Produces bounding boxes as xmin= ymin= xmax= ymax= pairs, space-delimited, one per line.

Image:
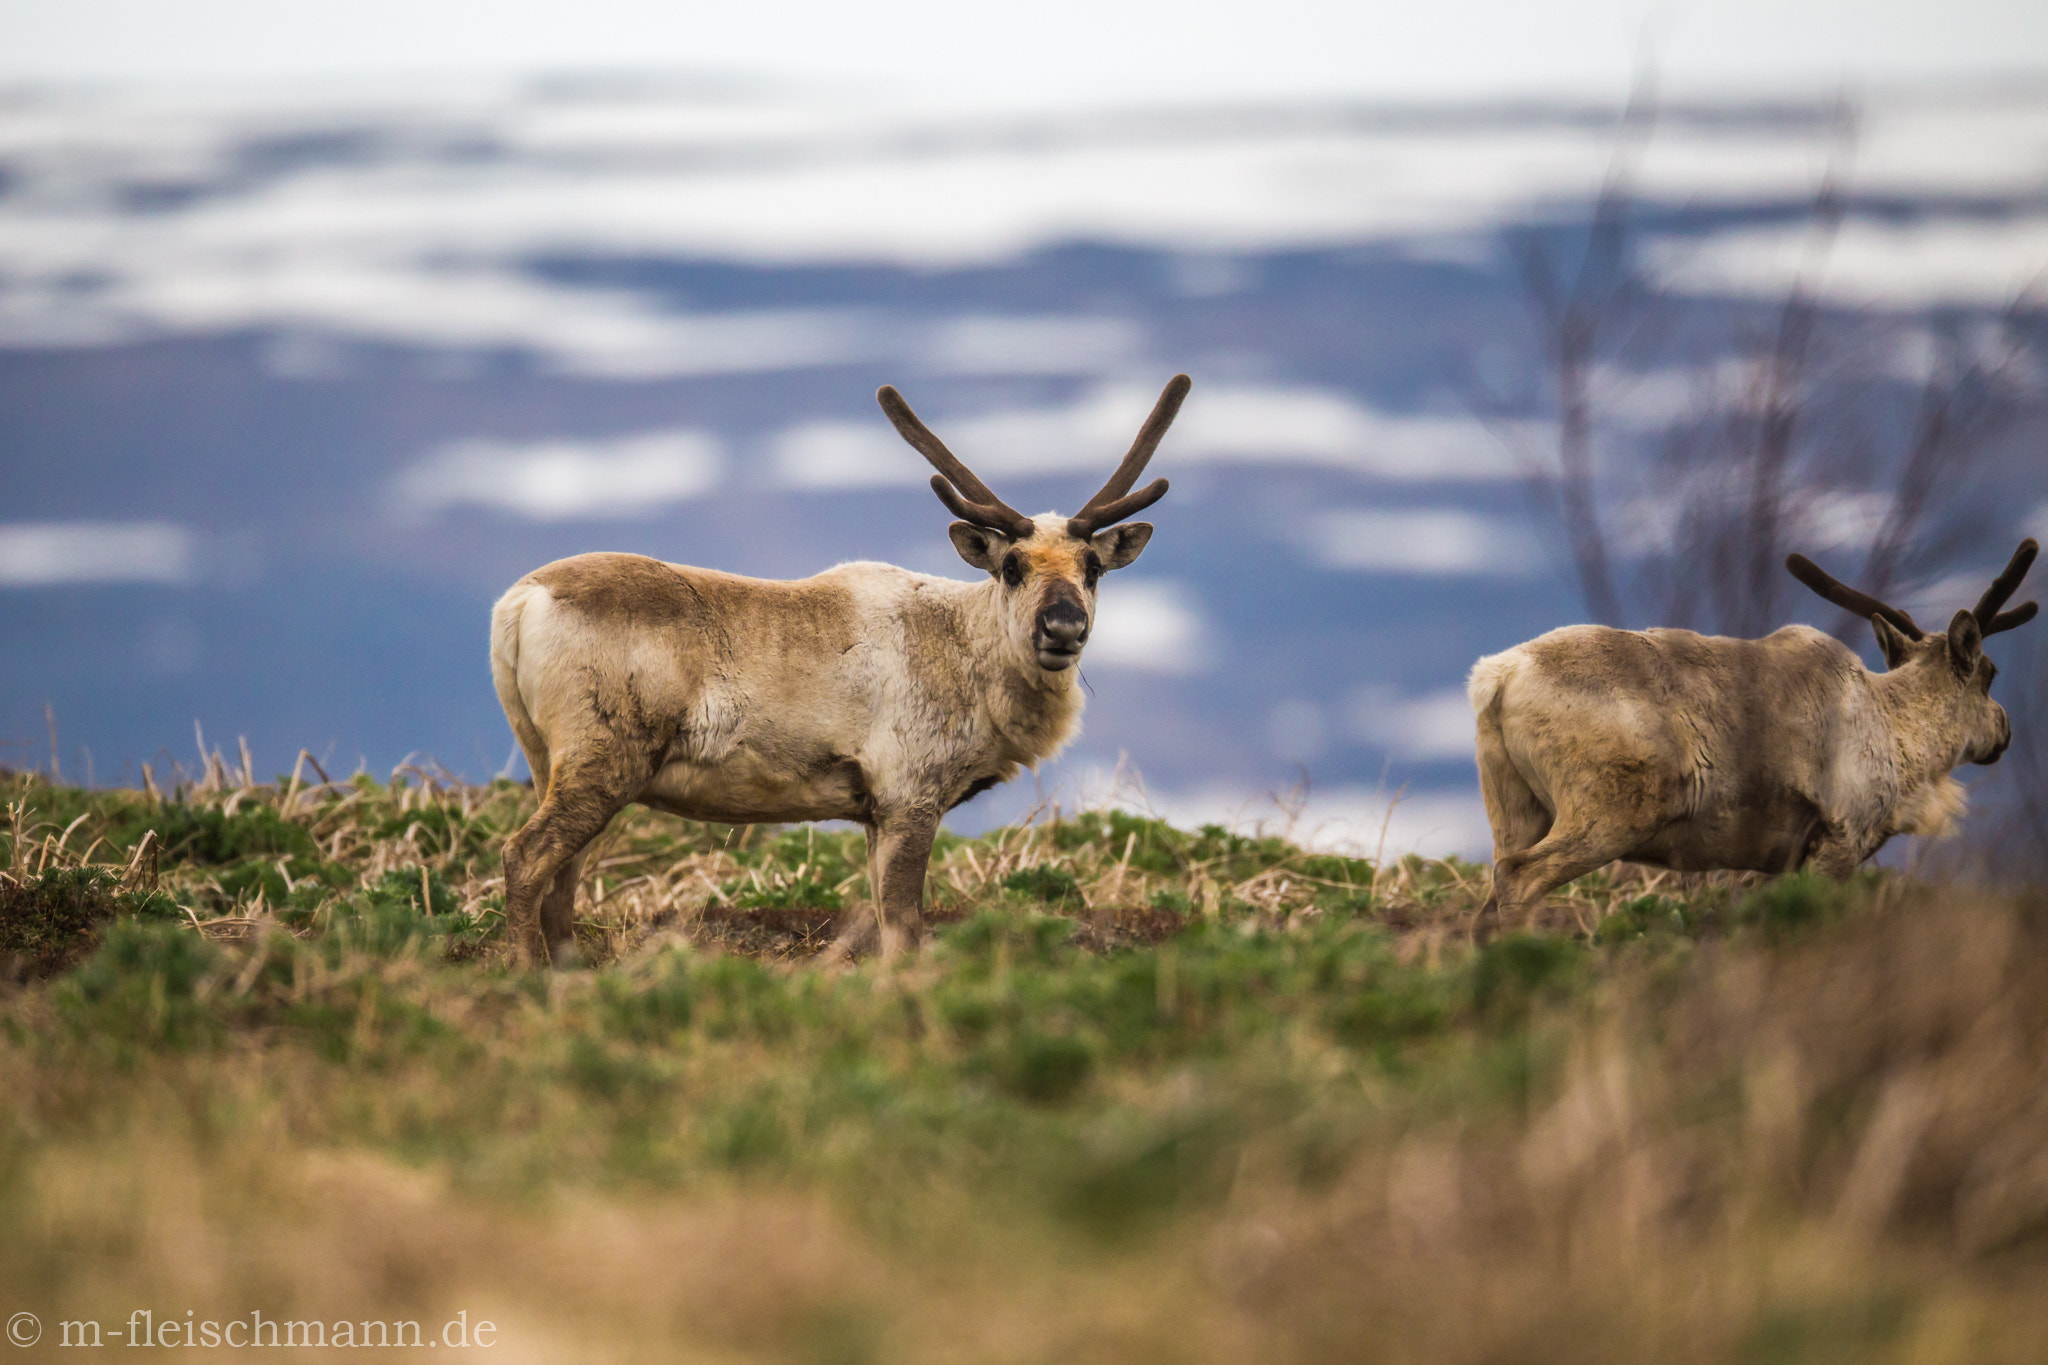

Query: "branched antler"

xmin=1067 ymin=374 xmax=1190 ymax=538
xmin=1972 ymin=538 xmax=2039 ymax=636
xmin=1787 ymin=537 xmax=2040 ymax=641
xmin=878 ymin=375 xmax=1190 ymax=542
xmin=877 ymin=386 xmax=1036 ymax=540
xmin=1785 ymin=553 xmax=1925 ymax=639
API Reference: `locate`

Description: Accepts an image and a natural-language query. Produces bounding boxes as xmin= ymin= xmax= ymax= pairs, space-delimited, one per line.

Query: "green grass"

xmin=1 ymin=769 xmax=2044 ymax=1363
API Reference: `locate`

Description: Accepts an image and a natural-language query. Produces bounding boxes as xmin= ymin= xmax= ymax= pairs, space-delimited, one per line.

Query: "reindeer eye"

xmin=1083 ymin=554 xmax=1102 ymax=588
xmin=1001 ymin=554 xmax=1024 ymax=588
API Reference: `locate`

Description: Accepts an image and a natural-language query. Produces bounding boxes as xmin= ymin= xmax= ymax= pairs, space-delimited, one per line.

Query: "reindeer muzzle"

xmin=1034 ymin=599 xmax=1090 ymax=670
xmin=1974 ymin=708 xmax=2012 ymax=766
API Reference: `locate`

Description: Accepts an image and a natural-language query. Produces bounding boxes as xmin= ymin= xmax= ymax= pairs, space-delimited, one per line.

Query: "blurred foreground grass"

xmin=3 ymin=765 xmax=2046 ymax=1363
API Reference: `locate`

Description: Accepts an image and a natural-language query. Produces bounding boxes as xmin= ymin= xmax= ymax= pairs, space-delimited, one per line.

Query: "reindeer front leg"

xmin=1801 ymin=828 xmax=1869 ymax=880
xmin=828 ymin=806 xmax=939 ymax=964
xmin=871 ymin=805 xmax=940 ymax=958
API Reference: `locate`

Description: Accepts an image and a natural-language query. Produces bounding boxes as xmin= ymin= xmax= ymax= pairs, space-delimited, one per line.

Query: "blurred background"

xmin=2 ymin=0 xmax=2046 ymax=859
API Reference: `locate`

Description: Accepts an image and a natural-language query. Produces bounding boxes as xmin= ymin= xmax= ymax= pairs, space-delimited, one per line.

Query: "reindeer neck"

xmin=953 ymin=577 xmax=1084 ymax=763
xmin=1868 ymin=661 xmax=1965 ymax=785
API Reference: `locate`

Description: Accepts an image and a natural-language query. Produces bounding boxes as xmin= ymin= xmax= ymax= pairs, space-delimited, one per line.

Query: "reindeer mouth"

xmin=1035 ymin=639 xmax=1084 ymax=671
xmin=1969 ymin=708 xmax=2013 ymax=765
xmin=1034 ymin=599 xmax=1090 ymax=671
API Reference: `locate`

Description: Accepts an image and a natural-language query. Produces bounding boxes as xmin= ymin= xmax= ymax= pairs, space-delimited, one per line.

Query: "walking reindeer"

xmin=490 ymin=376 xmax=1191 ymax=966
xmin=1468 ymin=540 xmax=2038 ymax=926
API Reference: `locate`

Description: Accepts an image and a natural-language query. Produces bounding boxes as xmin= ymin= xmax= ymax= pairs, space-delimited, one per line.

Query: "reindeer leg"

xmin=1490 ymin=812 xmax=1638 ymax=933
xmin=1473 ymin=885 xmax=1503 ymax=944
xmin=538 ymin=849 xmax=589 ymax=967
xmin=1803 ymin=832 xmax=1866 ymax=880
xmin=1474 ymin=733 xmax=1552 ymax=944
xmin=825 ymin=822 xmax=886 ymax=963
xmin=869 ymin=806 xmax=940 ymax=961
xmin=502 ymin=762 xmax=632 ymax=969
xmin=825 ymin=810 xmax=938 ymax=965
xmin=823 ymin=818 xmax=937 ymax=965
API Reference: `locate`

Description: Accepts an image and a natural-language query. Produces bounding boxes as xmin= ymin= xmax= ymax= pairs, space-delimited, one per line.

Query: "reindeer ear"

xmin=948 ymin=522 xmax=1005 ymax=574
xmin=1090 ymin=522 xmax=1153 ymax=572
xmin=1871 ymin=614 xmax=1915 ymax=668
xmin=1947 ymin=608 xmax=1984 ymax=672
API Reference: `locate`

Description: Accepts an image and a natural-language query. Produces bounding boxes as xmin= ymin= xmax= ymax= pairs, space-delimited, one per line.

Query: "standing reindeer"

xmin=489 ymin=376 xmax=1191 ymax=966
xmin=1468 ymin=540 xmax=2038 ymax=927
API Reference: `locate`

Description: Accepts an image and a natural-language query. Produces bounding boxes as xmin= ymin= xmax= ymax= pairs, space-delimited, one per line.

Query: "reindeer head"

xmin=1788 ymin=539 xmax=2039 ymax=765
xmin=877 ymin=375 xmax=1190 ymax=673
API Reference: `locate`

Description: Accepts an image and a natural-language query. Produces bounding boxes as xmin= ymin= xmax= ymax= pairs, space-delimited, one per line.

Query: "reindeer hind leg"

xmin=1475 ymin=713 xmax=1553 ymax=938
xmin=502 ymin=759 xmax=635 ymax=968
xmin=1491 ymin=809 xmax=1641 ymax=933
xmin=539 ymin=850 xmax=589 ymax=966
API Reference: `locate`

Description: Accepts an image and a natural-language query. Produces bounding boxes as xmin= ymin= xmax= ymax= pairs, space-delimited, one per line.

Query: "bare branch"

xmin=1508 ymin=64 xmax=1660 ymax=625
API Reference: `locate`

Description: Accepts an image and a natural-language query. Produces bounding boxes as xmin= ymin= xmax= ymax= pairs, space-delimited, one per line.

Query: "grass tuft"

xmin=0 ymin=866 xmax=182 ymax=979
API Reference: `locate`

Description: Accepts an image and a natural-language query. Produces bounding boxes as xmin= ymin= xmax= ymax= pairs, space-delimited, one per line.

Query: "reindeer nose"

xmin=1038 ymin=601 xmax=1089 ymax=649
xmin=1985 ymin=709 xmax=2012 ymax=764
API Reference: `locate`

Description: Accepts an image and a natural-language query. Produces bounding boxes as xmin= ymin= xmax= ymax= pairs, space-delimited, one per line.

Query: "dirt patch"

xmin=684 ymin=904 xmax=840 ymax=960
xmin=1071 ymin=903 xmax=1192 ymax=951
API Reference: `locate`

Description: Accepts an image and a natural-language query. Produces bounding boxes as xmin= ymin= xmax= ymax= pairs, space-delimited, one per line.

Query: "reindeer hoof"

xmin=824 ymin=914 xmax=881 ymax=966
xmin=1469 ymin=901 xmax=1502 ymax=947
xmin=876 ymin=923 xmax=921 ymax=963
xmin=821 ymin=916 xmax=922 ymax=968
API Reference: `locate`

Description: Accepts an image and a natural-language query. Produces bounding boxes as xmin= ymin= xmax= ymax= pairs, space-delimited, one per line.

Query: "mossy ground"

xmin=3 ymin=769 xmax=2045 ymax=1363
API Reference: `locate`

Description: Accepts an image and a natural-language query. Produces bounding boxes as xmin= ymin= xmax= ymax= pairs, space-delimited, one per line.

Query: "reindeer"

xmin=1467 ymin=540 xmax=2038 ymax=927
xmin=488 ymin=376 xmax=1191 ymax=966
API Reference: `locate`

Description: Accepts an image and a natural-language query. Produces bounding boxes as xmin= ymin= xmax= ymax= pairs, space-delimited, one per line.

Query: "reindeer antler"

xmin=877 ymin=386 xmax=1036 ymax=540
xmin=1067 ymin=374 xmax=1190 ymax=538
xmin=1788 ymin=538 xmax=2041 ymax=641
xmin=1973 ymin=538 xmax=2039 ymax=636
xmin=1784 ymin=553 xmax=1926 ymax=639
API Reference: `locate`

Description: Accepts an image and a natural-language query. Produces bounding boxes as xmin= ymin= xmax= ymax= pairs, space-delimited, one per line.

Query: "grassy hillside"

xmin=3 ymin=767 xmax=2046 ymax=1363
